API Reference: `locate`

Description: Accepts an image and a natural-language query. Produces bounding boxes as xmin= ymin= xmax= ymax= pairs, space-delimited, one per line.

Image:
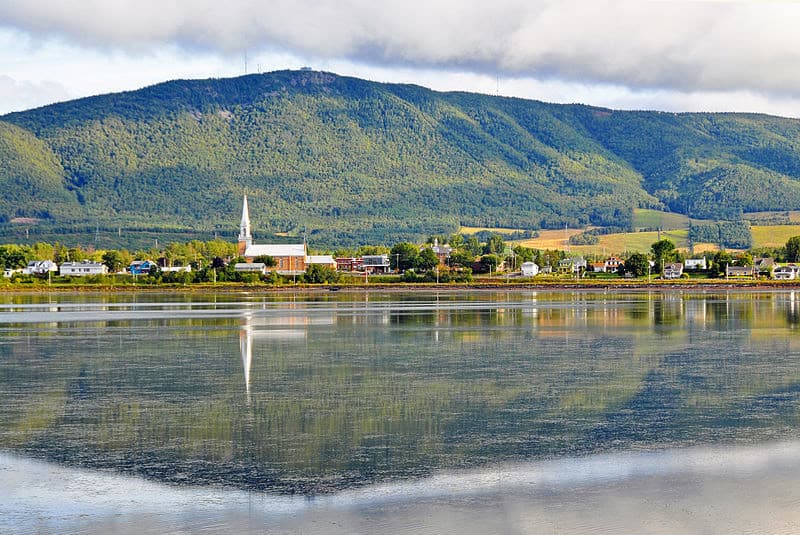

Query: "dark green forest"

xmin=2 ymin=69 xmax=800 ymax=247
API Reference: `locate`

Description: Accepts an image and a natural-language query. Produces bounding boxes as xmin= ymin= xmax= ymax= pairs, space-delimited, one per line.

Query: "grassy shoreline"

xmin=3 ymin=278 xmax=800 ymax=294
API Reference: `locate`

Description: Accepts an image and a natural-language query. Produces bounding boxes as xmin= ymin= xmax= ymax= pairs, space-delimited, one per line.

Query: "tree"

xmin=390 ymin=242 xmax=418 ymax=272
xmin=712 ymin=250 xmax=733 ymax=276
xmin=480 ymin=254 xmax=500 ymax=273
xmin=449 ymin=250 xmax=474 ymax=268
xmin=483 ymin=234 xmax=506 ymax=255
xmin=101 ymin=250 xmax=123 ymax=273
xmin=651 ymin=239 xmax=676 ymax=272
xmin=786 ymin=236 xmax=800 ymax=262
xmin=415 ymin=248 xmax=439 ymax=272
xmin=253 ymin=255 xmax=277 ymax=267
xmin=302 ymin=264 xmax=340 ymax=284
xmin=625 ymin=253 xmax=650 ymax=277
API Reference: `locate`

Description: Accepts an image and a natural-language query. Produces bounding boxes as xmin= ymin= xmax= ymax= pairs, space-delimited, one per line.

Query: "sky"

xmin=2 ymin=0 xmax=800 ymax=117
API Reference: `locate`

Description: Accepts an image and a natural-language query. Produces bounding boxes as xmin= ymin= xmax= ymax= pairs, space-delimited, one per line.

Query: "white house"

xmin=520 ymin=261 xmax=539 ymax=277
xmin=726 ymin=265 xmax=754 ymax=278
xmin=774 ymin=264 xmax=800 ymax=280
xmin=60 ymin=261 xmax=108 ymax=276
xmin=663 ymin=262 xmax=684 ymax=279
xmin=23 ymin=260 xmax=58 ymax=276
xmin=684 ymin=257 xmax=707 ymax=270
xmin=161 ymin=265 xmax=192 ymax=273
xmin=3 ymin=268 xmax=22 ymax=278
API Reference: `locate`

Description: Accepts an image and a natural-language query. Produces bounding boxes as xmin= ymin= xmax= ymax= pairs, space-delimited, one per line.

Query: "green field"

xmin=632 ymin=209 xmax=691 ymax=230
xmin=751 ymin=225 xmax=800 ymax=248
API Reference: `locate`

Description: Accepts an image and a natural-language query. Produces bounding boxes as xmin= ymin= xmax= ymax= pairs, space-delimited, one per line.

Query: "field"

xmin=751 ymin=225 xmax=800 ymax=248
xmin=632 ymin=209 xmax=691 ymax=230
xmin=518 ymin=229 xmax=693 ymax=255
xmin=462 ymin=213 xmax=800 ymax=256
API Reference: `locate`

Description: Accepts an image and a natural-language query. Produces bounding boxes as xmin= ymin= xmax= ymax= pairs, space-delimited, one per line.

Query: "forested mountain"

xmin=2 ymin=69 xmax=800 ymax=247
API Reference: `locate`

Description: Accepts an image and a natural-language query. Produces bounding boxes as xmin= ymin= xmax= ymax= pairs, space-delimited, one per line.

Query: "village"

xmin=3 ymin=196 xmax=800 ymax=283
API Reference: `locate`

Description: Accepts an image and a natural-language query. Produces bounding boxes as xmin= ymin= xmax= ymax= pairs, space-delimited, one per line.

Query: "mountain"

xmin=2 ymin=69 xmax=800 ymax=247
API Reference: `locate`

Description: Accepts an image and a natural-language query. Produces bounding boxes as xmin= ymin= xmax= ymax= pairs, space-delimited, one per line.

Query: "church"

xmin=237 ymin=195 xmax=308 ymax=274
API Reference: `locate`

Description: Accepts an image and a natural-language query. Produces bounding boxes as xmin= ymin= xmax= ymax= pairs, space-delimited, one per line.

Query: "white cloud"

xmin=2 ymin=0 xmax=800 ymax=95
xmin=1 ymin=1 xmax=800 ymax=116
xmin=0 ymin=75 xmax=71 ymax=114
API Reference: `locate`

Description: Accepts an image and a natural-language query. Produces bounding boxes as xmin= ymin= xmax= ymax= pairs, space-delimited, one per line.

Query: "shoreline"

xmin=3 ymin=279 xmax=800 ymax=294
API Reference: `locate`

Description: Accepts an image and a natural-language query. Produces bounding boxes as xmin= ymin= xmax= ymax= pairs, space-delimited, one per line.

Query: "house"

xmin=3 ymin=268 xmax=23 ymax=278
xmin=589 ymin=261 xmax=606 ymax=273
xmin=60 ymin=261 xmax=108 ymax=276
xmin=726 ymin=265 xmax=754 ymax=278
xmin=129 ymin=260 xmax=156 ymax=275
xmin=684 ymin=257 xmax=707 ymax=270
xmin=335 ymin=257 xmax=362 ymax=272
xmin=23 ymin=260 xmax=58 ymax=276
xmin=753 ymin=257 xmax=777 ymax=277
xmin=430 ymin=239 xmax=452 ymax=265
xmin=362 ymin=255 xmax=391 ymax=273
xmin=662 ymin=262 xmax=684 ymax=279
xmin=307 ymin=255 xmax=337 ymax=269
xmin=558 ymin=257 xmax=586 ymax=275
xmin=237 ymin=195 xmax=308 ymax=274
xmin=773 ymin=264 xmax=800 ymax=280
xmin=604 ymin=256 xmax=624 ymax=272
xmin=234 ymin=262 xmax=267 ymax=275
xmin=520 ymin=262 xmax=539 ymax=277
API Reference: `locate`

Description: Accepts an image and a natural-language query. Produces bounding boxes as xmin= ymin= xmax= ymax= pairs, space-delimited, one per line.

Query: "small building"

xmin=23 ymin=260 xmax=58 ymax=276
xmin=129 ymin=260 xmax=157 ymax=275
xmin=589 ymin=261 xmax=606 ymax=273
xmin=430 ymin=239 xmax=452 ymax=265
xmin=520 ymin=262 xmax=539 ymax=277
xmin=234 ymin=263 xmax=267 ymax=275
xmin=773 ymin=264 xmax=800 ymax=280
xmin=335 ymin=257 xmax=362 ymax=272
xmin=307 ymin=255 xmax=337 ymax=269
xmin=726 ymin=265 xmax=754 ymax=278
xmin=684 ymin=257 xmax=707 ymax=271
xmin=362 ymin=255 xmax=391 ymax=274
xmin=161 ymin=265 xmax=192 ymax=273
xmin=662 ymin=262 xmax=684 ymax=279
xmin=60 ymin=261 xmax=108 ymax=277
xmin=3 ymin=268 xmax=23 ymax=278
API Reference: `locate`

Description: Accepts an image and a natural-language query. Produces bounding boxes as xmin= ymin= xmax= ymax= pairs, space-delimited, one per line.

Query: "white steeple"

xmin=238 ymin=195 xmax=252 ymax=253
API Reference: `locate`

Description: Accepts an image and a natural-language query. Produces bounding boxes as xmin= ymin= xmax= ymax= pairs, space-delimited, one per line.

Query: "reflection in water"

xmin=1 ymin=290 xmax=800 ymax=499
xmin=3 ymin=441 xmax=800 ymax=534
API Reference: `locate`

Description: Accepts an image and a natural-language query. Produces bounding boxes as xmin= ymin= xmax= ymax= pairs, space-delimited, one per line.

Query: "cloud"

xmin=1 ymin=0 xmax=800 ymax=99
xmin=0 ymin=75 xmax=71 ymax=114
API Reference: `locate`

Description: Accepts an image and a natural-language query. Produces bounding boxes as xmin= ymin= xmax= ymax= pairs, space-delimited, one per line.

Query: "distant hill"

xmin=3 ymin=69 xmax=800 ymax=247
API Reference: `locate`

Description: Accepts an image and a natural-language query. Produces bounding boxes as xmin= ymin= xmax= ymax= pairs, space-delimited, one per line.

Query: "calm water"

xmin=2 ymin=289 xmax=800 ymax=533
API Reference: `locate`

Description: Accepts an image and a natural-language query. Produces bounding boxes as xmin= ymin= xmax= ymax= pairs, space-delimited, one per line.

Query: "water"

xmin=1 ymin=289 xmax=800 ymax=533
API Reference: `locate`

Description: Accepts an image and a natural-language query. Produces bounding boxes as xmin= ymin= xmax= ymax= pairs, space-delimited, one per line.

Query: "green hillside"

xmin=2 ymin=70 xmax=800 ymax=247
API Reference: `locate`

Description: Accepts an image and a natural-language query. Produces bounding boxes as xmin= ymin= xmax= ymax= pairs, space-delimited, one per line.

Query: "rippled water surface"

xmin=2 ymin=289 xmax=800 ymax=533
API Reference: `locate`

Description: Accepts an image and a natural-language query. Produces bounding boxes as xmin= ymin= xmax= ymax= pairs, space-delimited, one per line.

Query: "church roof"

xmin=244 ymin=244 xmax=306 ymax=258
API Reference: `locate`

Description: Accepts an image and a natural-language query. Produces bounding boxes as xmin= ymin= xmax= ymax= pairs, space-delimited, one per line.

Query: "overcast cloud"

xmin=1 ymin=0 xmax=799 ymax=116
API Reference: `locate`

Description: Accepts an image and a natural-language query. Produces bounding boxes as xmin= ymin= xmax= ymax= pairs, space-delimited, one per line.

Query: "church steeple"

xmin=238 ymin=195 xmax=252 ymax=255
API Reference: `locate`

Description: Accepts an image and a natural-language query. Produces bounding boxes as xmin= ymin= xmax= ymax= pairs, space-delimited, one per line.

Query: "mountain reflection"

xmin=1 ymin=291 xmax=800 ymax=495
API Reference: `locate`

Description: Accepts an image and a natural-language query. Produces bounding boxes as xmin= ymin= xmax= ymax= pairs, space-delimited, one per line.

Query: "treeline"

xmin=688 ymin=221 xmax=752 ymax=249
